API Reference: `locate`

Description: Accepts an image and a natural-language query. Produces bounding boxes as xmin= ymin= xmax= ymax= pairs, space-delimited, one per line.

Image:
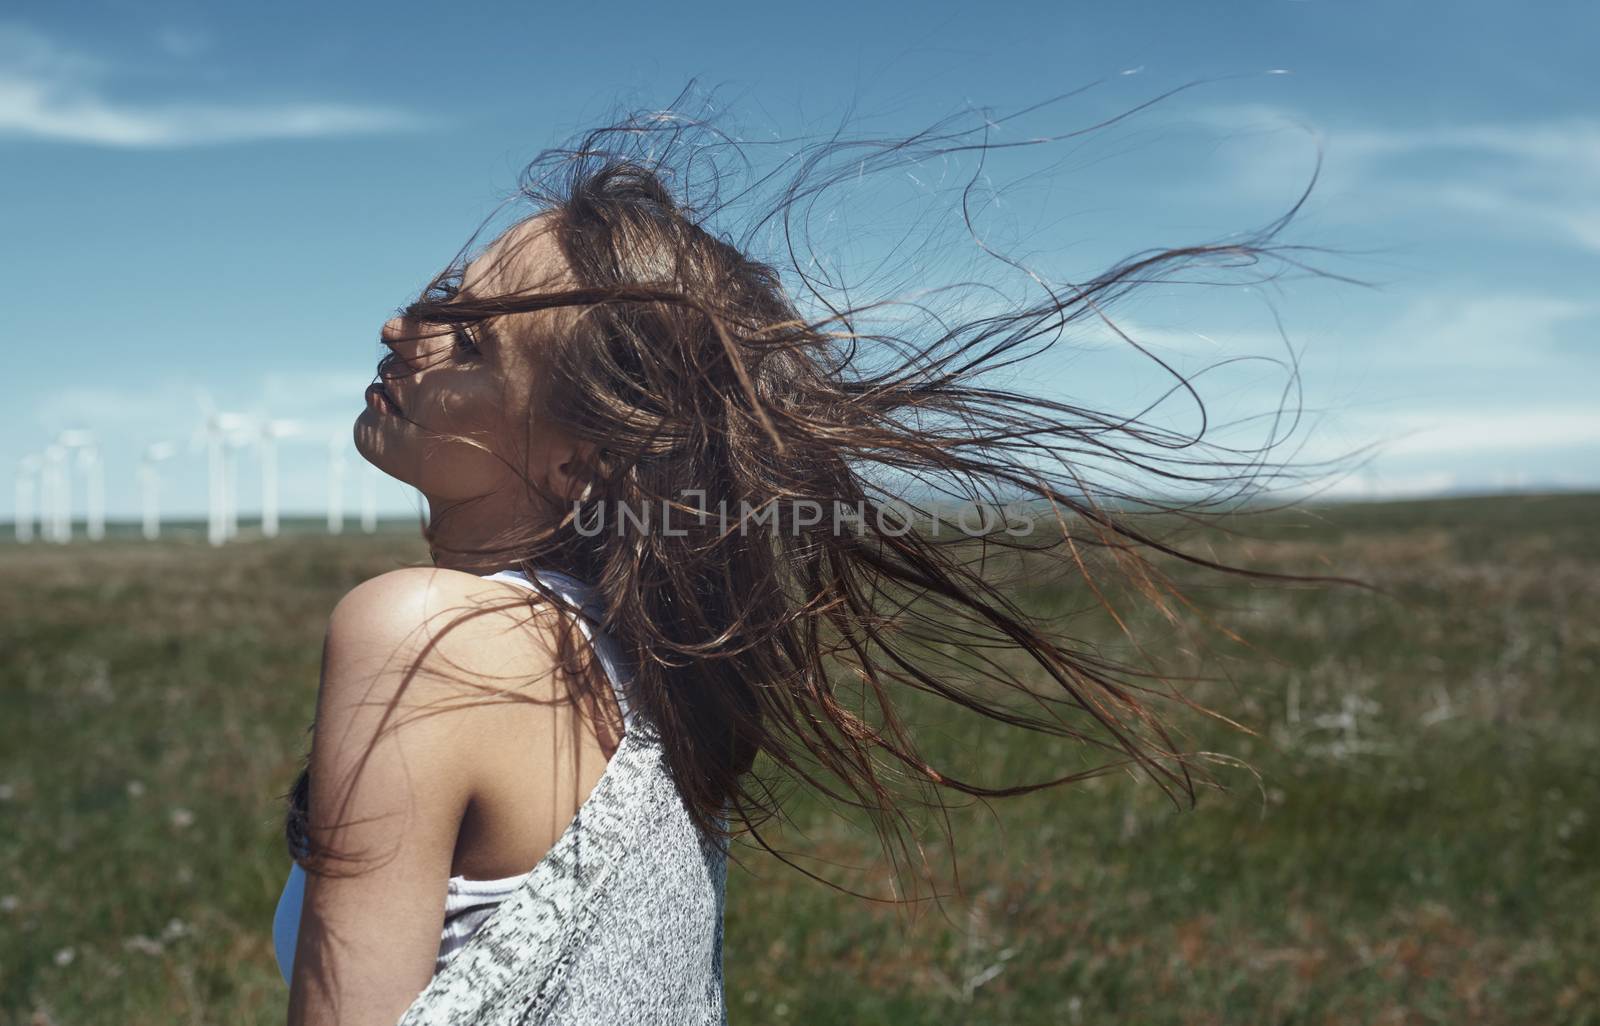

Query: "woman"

xmin=275 ymin=86 xmax=1359 ymax=1025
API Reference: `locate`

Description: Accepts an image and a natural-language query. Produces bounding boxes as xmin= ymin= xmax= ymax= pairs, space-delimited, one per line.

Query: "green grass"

xmin=2 ymin=492 xmax=1596 ymax=1024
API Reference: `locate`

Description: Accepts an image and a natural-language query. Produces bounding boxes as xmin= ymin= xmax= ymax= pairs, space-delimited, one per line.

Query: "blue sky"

xmin=4 ymin=0 xmax=1597 ymax=523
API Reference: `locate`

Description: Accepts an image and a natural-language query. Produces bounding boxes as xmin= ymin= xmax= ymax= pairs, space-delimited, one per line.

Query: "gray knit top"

xmin=391 ymin=567 xmax=729 ymax=1025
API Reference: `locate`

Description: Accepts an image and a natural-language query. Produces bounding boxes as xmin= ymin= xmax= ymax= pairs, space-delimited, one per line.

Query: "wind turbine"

xmin=257 ymin=419 xmax=302 ymax=539
xmin=139 ymin=442 xmax=177 ymax=540
xmin=72 ymin=434 xmax=105 ymax=542
xmin=360 ymin=461 xmax=379 ymax=533
xmin=41 ymin=444 xmax=66 ymax=543
xmin=191 ymin=393 xmax=248 ymax=547
xmin=220 ymin=419 xmax=253 ymax=542
xmin=13 ymin=454 xmax=40 ymax=543
xmin=55 ymin=430 xmax=102 ymax=542
xmin=327 ymin=432 xmax=347 ymax=535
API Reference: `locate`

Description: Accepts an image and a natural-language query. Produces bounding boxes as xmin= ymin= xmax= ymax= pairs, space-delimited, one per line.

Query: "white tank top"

xmin=273 ymin=566 xmax=632 ymax=984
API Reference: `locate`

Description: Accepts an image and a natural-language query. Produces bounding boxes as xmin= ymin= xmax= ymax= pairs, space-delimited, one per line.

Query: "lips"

xmin=365 ymin=381 xmax=401 ymax=415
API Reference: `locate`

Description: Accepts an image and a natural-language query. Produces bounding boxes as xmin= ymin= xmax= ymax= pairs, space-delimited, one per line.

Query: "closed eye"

xmin=451 ymin=324 xmax=482 ymax=360
xmin=421 ymin=272 xmax=484 ymax=362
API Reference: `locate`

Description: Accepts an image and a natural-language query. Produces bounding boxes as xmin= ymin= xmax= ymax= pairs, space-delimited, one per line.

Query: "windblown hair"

xmin=284 ymin=79 xmax=1372 ymax=893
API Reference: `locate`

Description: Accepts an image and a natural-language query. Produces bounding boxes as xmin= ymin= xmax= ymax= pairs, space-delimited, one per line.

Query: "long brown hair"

xmin=284 ymin=79 xmax=1374 ymax=894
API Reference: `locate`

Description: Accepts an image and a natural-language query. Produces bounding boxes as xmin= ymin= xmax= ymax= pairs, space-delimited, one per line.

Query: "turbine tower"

xmin=13 ymin=454 xmax=40 ymax=543
xmin=41 ymin=444 xmax=66 ymax=543
xmin=326 ymin=432 xmax=346 ymax=535
xmin=220 ymin=418 xmax=252 ymax=542
xmin=360 ymin=461 xmax=378 ymax=534
xmin=139 ymin=442 xmax=177 ymax=541
xmin=55 ymin=430 xmax=102 ymax=543
xmin=258 ymin=419 xmax=302 ymax=539
xmin=191 ymin=393 xmax=248 ymax=547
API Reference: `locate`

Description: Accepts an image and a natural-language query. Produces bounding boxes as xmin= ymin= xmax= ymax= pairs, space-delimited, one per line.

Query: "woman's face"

xmin=353 ymin=214 xmax=587 ymax=507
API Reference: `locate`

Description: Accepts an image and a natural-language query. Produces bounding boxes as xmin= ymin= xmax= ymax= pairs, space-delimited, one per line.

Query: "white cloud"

xmin=1307 ymin=468 xmax=1461 ymax=501
xmin=258 ymin=367 xmax=380 ymax=433
xmin=1366 ymin=291 xmax=1598 ymax=369
xmin=1338 ymin=120 xmax=1600 ymax=172
xmin=1407 ymin=180 xmax=1600 ymax=254
xmin=1184 ymin=102 xmax=1600 ymax=254
xmin=152 ymin=26 xmax=210 ymax=60
xmin=33 ymin=379 xmax=204 ymax=436
xmin=1306 ymin=408 xmax=1600 ymax=464
xmin=1372 ymin=409 xmax=1600 ymax=456
xmin=0 ymin=21 xmax=423 ymax=147
xmin=1076 ymin=314 xmax=1302 ymax=357
xmin=0 ymin=21 xmax=105 ymax=79
xmin=31 ymin=369 xmax=374 ymax=449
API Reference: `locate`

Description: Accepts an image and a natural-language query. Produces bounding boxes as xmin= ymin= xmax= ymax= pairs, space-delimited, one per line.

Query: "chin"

xmin=353 ymin=411 xmax=408 ymax=482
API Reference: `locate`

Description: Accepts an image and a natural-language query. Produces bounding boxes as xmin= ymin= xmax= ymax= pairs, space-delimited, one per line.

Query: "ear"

xmin=543 ymin=437 xmax=601 ymax=504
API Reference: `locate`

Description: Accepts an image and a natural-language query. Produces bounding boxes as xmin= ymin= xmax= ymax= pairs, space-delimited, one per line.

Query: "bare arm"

xmin=285 ymin=567 xmax=562 ymax=1026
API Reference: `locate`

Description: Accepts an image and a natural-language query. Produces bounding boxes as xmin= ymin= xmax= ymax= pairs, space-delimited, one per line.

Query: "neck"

xmin=423 ymin=490 xmax=537 ymax=575
xmin=422 ymin=490 xmax=590 ymax=580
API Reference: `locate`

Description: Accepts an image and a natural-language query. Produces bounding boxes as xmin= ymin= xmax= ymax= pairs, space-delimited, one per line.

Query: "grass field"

xmin=2 ymin=492 xmax=1596 ymax=1025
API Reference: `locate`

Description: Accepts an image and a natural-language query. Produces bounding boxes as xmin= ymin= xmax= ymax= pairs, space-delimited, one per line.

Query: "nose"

xmin=380 ymin=313 xmax=451 ymax=372
xmin=378 ymin=314 xmax=444 ymax=378
xmin=381 ymin=315 xmax=404 ymax=343
xmin=378 ymin=316 xmax=414 ymax=382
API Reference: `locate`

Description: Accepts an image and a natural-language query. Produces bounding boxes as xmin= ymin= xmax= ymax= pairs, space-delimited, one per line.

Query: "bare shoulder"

xmin=291 ymin=568 xmax=579 ymax=1019
xmin=331 ymin=566 xmax=563 ymax=643
xmin=325 ymin=567 xmax=570 ymax=691
xmin=314 ymin=566 xmax=583 ymax=770
xmin=307 ymin=565 xmax=585 ymax=827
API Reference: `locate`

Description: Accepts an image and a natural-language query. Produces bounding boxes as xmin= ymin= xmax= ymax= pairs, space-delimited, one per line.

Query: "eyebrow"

xmin=452 ymin=259 xmax=501 ymax=348
xmin=476 ymin=317 xmax=507 ymax=354
xmin=457 ymin=258 xmax=484 ymax=296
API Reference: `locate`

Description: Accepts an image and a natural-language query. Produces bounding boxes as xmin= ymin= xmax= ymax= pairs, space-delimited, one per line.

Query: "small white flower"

xmin=160 ymin=918 xmax=188 ymax=942
xmin=0 ymin=894 xmax=18 ymax=912
xmin=126 ymin=781 xmax=145 ymax=798
xmin=123 ymin=934 xmax=164 ymax=956
xmin=169 ymin=807 xmax=194 ymax=829
xmin=0 ymin=783 xmax=13 ymax=801
xmin=53 ymin=947 xmax=75 ymax=967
